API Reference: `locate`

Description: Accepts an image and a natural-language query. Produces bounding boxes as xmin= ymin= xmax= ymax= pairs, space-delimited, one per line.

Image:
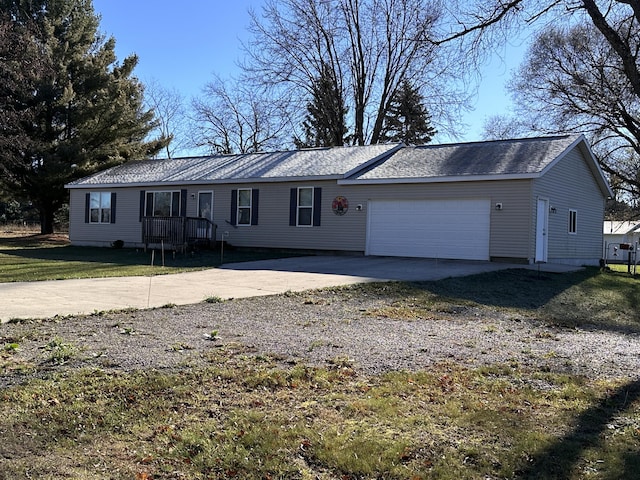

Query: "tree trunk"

xmin=40 ymin=206 xmax=55 ymax=234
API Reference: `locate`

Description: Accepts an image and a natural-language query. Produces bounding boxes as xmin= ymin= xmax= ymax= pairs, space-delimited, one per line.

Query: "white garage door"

xmin=366 ymin=199 xmax=491 ymax=260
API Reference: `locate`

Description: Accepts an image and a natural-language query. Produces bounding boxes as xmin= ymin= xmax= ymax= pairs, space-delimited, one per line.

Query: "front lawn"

xmin=1 ymin=346 xmax=638 ymax=479
xmin=0 ymin=232 xmax=299 ymax=282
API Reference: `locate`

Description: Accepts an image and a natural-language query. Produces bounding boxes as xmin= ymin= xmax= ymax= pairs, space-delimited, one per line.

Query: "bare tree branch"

xmin=241 ymin=0 xmax=466 ymax=145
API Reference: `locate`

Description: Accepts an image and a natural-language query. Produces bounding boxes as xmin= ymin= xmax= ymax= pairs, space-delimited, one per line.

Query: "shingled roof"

xmin=345 ymin=135 xmax=581 ymax=181
xmin=67 ymin=144 xmax=401 ymax=187
xmin=339 ymin=134 xmax=611 ymax=196
xmin=67 ymin=135 xmax=611 ymax=197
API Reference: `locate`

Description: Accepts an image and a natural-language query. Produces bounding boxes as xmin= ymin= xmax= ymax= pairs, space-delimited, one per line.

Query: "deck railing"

xmin=142 ymin=216 xmax=216 ymax=250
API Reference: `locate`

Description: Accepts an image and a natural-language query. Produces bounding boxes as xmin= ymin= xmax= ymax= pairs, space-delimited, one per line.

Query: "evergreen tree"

xmin=0 ymin=0 xmax=168 ymax=233
xmin=380 ymin=80 xmax=437 ymax=145
xmin=294 ymin=63 xmax=348 ymax=148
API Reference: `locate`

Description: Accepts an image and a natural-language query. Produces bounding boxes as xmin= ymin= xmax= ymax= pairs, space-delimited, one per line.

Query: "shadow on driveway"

xmin=220 ymin=255 xmax=575 ymax=282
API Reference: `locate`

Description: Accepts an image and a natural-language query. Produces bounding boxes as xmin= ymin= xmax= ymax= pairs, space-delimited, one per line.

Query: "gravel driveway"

xmin=2 ymin=287 xmax=639 ymax=387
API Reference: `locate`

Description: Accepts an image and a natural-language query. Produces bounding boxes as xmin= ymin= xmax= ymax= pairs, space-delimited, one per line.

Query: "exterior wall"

xmin=355 ymin=180 xmax=534 ymax=261
xmin=69 ymin=187 xmax=146 ymax=247
xmin=69 ymin=179 xmax=534 ymax=261
xmin=212 ymin=180 xmax=364 ymax=251
xmin=208 ymin=179 xmax=535 ymax=259
xmin=603 ymin=234 xmax=640 ymax=263
xmin=532 ymin=147 xmax=607 ymax=265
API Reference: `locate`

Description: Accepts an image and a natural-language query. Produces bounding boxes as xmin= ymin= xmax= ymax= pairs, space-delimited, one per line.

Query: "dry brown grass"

xmin=0 ymin=224 xmax=69 ymax=245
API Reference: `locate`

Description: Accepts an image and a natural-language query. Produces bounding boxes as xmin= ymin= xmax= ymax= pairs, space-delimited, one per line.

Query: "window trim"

xmin=236 ymin=188 xmax=253 ymax=226
xmin=296 ymin=187 xmax=314 ymax=227
xmin=145 ymin=190 xmax=182 ymax=217
xmin=568 ymin=209 xmax=578 ymax=235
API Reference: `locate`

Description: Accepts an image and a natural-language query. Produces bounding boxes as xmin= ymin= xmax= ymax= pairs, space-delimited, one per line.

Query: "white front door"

xmin=535 ymin=198 xmax=548 ymax=263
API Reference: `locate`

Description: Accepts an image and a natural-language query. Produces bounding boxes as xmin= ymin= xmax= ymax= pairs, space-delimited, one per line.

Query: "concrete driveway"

xmin=0 ymin=256 xmax=580 ymax=322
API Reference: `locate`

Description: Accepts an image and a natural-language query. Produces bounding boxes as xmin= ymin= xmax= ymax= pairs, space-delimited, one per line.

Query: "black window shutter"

xmin=111 ymin=193 xmax=117 ymax=224
xmin=313 ymin=187 xmax=322 ymax=226
xmin=84 ymin=193 xmax=90 ymax=223
xmin=180 ymin=189 xmax=187 ymax=217
xmin=230 ymin=190 xmax=238 ymax=225
xmin=139 ymin=190 xmax=146 ymax=222
xmin=251 ymin=189 xmax=259 ymax=225
xmin=289 ymin=188 xmax=297 ymax=226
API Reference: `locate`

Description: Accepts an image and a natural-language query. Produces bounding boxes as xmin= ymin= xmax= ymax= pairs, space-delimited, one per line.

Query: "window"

xmin=230 ymin=189 xmax=259 ymax=226
xmin=85 ymin=192 xmax=115 ymax=224
xmin=297 ymin=187 xmax=314 ymax=226
xmin=290 ymin=187 xmax=322 ymax=227
xmin=237 ymin=188 xmax=252 ymax=226
xmin=146 ymin=191 xmax=181 ymax=217
xmin=569 ymin=209 xmax=577 ymax=234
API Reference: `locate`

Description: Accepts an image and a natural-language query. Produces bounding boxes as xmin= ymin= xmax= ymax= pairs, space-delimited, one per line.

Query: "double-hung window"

xmin=146 ymin=191 xmax=181 ymax=217
xmin=230 ymin=188 xmax=259 ymax=226
xmin=89 ymin=192 xmax=112 ymax=223
xmin=297 ymin=187 xmax=314 ymax=226
xmin=568 ymin=209 xmax=577 ymax=234
xmin=237 ymin=188 xmax=252 ymax=226
xmin=290 ymin=187 xmax=322 ymax=227
xmin=85 ymin=192 xmax=116 ymax=224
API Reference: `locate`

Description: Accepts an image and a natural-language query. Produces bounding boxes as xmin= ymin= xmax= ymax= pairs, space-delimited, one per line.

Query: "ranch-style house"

xmin=66 ymin=134 xmax=612 ymax=266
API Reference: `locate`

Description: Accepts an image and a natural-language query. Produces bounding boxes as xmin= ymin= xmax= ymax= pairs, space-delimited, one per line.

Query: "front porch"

xmin=142 ymin=216 xmax=217 ymax=251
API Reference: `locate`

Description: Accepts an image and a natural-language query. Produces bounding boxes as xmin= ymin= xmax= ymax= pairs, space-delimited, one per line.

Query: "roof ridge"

xmin=410 ymin=134 xmax=577 ymax=150
xmin=147 ymin=143 xmax=400 ymax=162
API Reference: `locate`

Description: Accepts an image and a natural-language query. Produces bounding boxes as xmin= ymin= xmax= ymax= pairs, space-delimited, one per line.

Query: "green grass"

xmin=0 ymin=233 xmax=301 ymax=282
xmin=351 ymin=267 xmax=640 ymax=333
xmin=0 ymin=348 xmax=638 ymax=479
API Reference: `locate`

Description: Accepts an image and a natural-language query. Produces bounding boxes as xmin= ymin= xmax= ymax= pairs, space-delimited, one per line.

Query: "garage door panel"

xmin=367 ymin=199 xmax=490 ymax=260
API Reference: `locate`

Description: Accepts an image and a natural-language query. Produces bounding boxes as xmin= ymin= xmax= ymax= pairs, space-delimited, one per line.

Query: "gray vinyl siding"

xmin=208 ymin=179 xmax=533 ymax=258
xmin=211 ymin=181 xmax=366 ymax=251
xmin=69 ymin=179 xmax=534 ymax=259
xmin=356 ymin=180 xmax=533 ymax=260
xmin=532 ymin=147 xmax=606 ymax=264
xmin=69 ymin=188 xmax=145 ymax=246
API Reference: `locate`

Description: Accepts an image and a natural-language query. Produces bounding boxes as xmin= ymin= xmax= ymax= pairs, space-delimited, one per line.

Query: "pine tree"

xmin=295 ymin=63 xmax=348 ymax=148
xmin=0 ymin=0 xmax=168 ymax=233
xmin=381 ymin=80 xmax=437 ymax=145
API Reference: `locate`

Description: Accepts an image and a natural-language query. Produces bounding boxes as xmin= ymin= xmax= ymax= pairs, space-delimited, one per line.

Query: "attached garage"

xmin=366 ymin=199 xmax=491 ymax=260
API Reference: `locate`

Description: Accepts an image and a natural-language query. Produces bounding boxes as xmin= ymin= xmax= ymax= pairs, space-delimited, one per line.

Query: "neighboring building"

xmin=603 ymin=221 xmax=640 ymax=246
xmin=603 ymin=220 xmax=640 ymax=261
xmin=66 ymin=134 xmax=612 ymax=266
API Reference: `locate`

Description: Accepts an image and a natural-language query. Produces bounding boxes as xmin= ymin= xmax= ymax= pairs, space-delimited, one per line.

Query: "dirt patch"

xmin=0 ymin=229 xmax=69 ymax=246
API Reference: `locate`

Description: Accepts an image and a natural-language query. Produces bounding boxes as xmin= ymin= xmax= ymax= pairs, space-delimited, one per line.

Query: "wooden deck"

xmin=142 ymin=217 xmax=216 ymax=250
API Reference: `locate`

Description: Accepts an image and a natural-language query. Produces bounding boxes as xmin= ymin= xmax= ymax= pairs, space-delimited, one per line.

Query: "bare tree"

xmin=191 ymin=76 xmax=290 ymax=154
xmin=243 ymin=0 xmax=468 ymax=145
xmin=504 ymin=21 xmax=640 ymax=199
xmin=481 ymin=114 xmax=528 ymax=141
xmin=438 ymin=0 xmax=640 ymax=200
xmin=437 ymin=0 xmax=640 ymax=79
xmin=144 ymin=80 xmax=190 ymax=158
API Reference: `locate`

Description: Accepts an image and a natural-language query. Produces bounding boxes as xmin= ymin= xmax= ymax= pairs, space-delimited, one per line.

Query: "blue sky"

xmin=93 ymin=0 xmax=525 ymax=144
